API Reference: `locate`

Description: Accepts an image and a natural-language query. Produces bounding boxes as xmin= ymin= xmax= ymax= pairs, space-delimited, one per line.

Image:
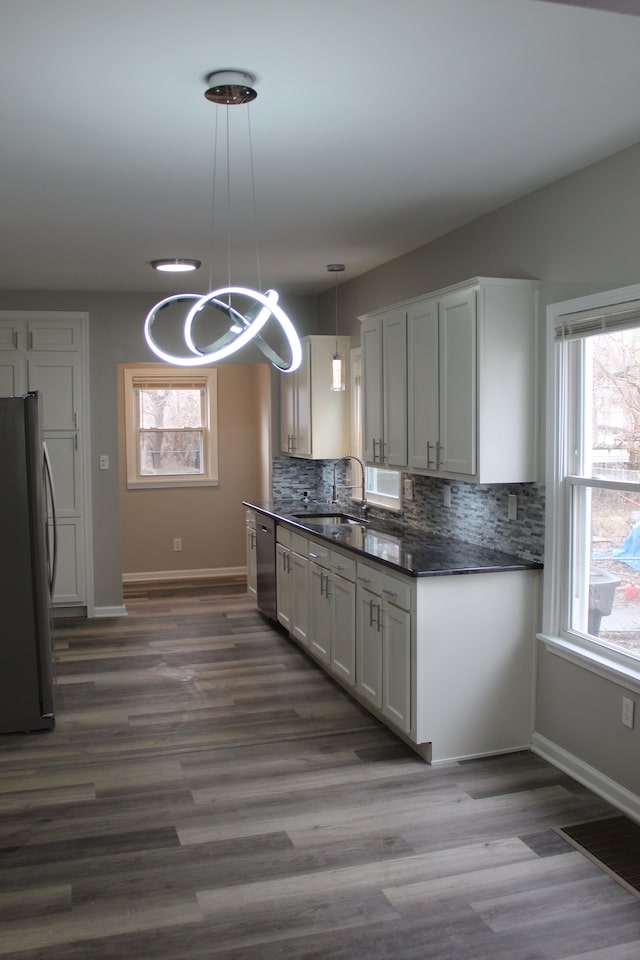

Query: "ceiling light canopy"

xmin=144 ymin=69 xmax=301 ymax=373
xmin=150 ymin=259 xmax=201 ymax=273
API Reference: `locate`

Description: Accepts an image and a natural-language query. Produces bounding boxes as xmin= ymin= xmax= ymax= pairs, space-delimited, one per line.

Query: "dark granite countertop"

xmin=243 ymin=500 xmax=543 ymax=578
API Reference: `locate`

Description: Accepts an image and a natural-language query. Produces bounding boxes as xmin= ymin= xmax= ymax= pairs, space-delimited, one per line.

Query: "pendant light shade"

xmin=144 ymin=70 xmax=302 ymax=373
xmin=327 ymin=263 xmax=345 ymax=391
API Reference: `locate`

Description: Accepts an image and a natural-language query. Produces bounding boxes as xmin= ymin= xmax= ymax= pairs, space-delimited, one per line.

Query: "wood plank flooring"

xmin=1 ymin=586 xmax=640 ymax=959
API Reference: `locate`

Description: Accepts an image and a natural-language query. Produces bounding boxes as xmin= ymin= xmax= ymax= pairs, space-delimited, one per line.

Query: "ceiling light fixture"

xmin=150 ymin=258 xmax=201 ymax=273
xmin=327 ymin=263 xmax=346 ymax=391
xmin=144 ymin=70 xmax=302 ymax=372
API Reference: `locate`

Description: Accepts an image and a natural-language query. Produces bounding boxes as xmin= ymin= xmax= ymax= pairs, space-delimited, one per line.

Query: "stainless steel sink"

xmin=293 ymin=513 xmax=368 ymax=526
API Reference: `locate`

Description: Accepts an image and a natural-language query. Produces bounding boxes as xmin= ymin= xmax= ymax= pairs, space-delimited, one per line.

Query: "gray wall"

xmin=314 ymin=138 xmax=640 ymax=803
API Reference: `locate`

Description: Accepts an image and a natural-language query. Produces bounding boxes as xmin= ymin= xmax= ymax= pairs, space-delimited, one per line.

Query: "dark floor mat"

xmin=555 ymin=815 xmax=640 ymax=898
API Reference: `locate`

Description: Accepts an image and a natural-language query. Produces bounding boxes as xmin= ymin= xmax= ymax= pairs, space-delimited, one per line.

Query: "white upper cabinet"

xmin=280 ymin=334 xmax=351 ymax=460
xmin=364 ymin=277 xmax=539 ymax=484
xmin=361 ymin=308 xmax=407 ymax=468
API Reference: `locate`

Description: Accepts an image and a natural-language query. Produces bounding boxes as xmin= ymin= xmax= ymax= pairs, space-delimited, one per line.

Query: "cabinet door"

xmin=408 ymin=298 xmax=439 ymax=471
xmin=0 ymin=319 xmax=26 ymax=352
xmin=27 ymin=356 xmax=81 ymax=432
xmin=356 ymin=586 xmax=383 ymax=708
xmin=0 ymin=354 xmax=27 ymax=398
xmin=382 ymin=603 xmax=411 ymax=733
xmin=331 ymin=573 xmax=356 ymax=686
xmin=439 ymin=290 xmax=476 ymax=476
xmin=290 ymin=551 xmax=310 ymax=645
xmin=361 ymin=317 xmax=383 ymax=464
xmin=309 ymin=562 xmax=332 ymax=664
xmin=28 ymin=318 xmax=82 ymax=352
xmin=275 ymin=543 xmax=291 ymax=628
xmin=280 ymin=374 xmax=296 ymax=454
xmin=382 ymin=308 xmax=407 ymax=467
xmin=51 ymin=517 xmax=85 ymax=605
xmin=294 ymin=340 xmax=311 ymax=456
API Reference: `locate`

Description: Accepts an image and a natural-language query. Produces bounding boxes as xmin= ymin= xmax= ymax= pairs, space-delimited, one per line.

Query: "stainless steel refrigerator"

xmin=0 ymin=392 xmax=57 ymax=733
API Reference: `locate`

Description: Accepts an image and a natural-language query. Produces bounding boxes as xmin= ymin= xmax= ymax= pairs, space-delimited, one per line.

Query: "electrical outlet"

xmin=507 ymin=494 xmax=518 ymax=521
xmin=403 ymin=478 xmax=414 ymax=502
xmin=99 ymin=454 xmax=109 ymax=470
xmin=443 ymin=485 xmax=451 ymax=508
xmin=172 ymin=538 xmax=182 ymax=552
xmin=622 ymin=695 xmax=635 ymax=729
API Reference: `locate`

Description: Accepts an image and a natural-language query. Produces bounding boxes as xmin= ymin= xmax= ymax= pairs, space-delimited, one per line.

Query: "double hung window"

xmin=547 ymin=291 xmax=640 ymax=670
xmin=123 ymin=366 xmax=218 ymax=488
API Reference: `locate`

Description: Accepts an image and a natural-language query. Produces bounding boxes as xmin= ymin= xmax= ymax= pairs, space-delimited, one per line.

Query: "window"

xmin=545 ymin=289 xmax=640 ymax=672
xmin=350 ymin=349 xmax=401 ymax=510
xmin=123 ymin=366 xmax=218 ymax=488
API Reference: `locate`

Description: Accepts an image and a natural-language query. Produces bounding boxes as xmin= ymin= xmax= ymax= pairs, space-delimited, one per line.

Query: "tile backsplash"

xmin=272 ymin=456 xmax=545 ymax=563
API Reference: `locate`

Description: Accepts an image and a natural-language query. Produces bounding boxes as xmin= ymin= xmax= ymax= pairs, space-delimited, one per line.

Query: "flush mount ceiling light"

xmin=327 ymin=263 xmax=346 ymax=391
xmin=150 ymin=259 xmax=201 ymax=273
xmin=144 ymin=69 xmax=301 ymax=372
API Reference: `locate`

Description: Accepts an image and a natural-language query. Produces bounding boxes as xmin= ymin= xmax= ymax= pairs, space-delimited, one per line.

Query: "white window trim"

xmin=123 ymin=364 xmax=218 ymax=489
xmin=542 ymin=281 xmax=640 ymax=687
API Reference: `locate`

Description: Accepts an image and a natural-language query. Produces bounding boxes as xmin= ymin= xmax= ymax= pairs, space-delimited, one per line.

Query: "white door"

xmin=356 ymin=585 xmax=383 ymax=708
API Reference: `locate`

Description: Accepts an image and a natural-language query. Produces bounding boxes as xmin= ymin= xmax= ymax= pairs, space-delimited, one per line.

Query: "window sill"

xmin=127 ymin=478 xmax=219 ymax=490
xmin=538 ymin=631 xmax=640 ymax=695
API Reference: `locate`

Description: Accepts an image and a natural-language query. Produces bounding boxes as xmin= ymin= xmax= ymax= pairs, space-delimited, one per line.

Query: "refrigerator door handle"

xmin=43 ymin=442 xmax=58 ymax=596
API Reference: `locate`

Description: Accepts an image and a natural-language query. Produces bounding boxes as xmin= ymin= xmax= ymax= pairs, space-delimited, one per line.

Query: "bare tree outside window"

xmin=137 ymin=387 xmax=205 ymax=476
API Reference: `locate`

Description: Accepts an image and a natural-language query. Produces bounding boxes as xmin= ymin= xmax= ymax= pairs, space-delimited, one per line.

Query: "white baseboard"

xmin=122 ymin=566 xmax=246 ymax=583
xmin=93 ymin=605 xmax=128 ymax=618
xmin=532 ymin=732 xmax=640 ymax=823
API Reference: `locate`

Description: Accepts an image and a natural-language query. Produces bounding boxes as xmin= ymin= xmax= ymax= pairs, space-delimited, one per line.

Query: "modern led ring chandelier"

xmin=144 ymin=70 xmax=302 ymax=373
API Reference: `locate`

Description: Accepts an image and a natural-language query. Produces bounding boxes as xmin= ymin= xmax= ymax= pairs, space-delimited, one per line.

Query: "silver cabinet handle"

xmin=382 ymin=588 xmax=398 ymax=600
xmin=427 ymin=441 xmax=436 ymax=469
xmin=376 ymin=603 xmax=383 ymax=632
xmin=436 ymin=442 xmax=442 ymax=469
xmin=369 ymin=598 xmax=376 ymax=627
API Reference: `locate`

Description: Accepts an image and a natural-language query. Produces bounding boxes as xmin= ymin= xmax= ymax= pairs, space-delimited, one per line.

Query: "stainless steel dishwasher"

xmin=255 ymin=514 xmax=277 ymax=620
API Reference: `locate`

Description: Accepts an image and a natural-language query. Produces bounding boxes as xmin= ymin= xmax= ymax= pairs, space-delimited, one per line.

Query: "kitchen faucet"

xmin=331 ymin=455 xmax=368 ymax=516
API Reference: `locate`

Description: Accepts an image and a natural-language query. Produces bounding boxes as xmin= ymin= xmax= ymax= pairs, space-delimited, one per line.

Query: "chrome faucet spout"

xmin=331 ymin=454 xmax=368 ymax=515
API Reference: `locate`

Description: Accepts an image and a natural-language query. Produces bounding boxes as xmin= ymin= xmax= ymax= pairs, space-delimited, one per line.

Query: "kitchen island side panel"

xmin=415 ymin=569 xmax=540 ymax=763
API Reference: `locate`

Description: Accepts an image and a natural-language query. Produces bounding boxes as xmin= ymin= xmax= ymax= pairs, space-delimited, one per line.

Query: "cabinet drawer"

xmin=276 ymin=524 xmax=292 ymax=547
xmin=356 ymin=560 xmax=412 ymax=610
xmin=331 ymin=550 xmax=356 ymax=581
xmin=378 ymin=572 xmax=412 ymax=611
xmin=306 ymin=538 xmax=330 ymax=566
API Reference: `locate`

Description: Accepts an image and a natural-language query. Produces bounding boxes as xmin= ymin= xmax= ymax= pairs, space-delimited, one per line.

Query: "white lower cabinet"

xmin=356 ymin=560 xmax=411 ymax=733
xmin=273 ymin=520 xmax=539 ymax=763
xmin=276 ymin=527 xmax=310 ymax=646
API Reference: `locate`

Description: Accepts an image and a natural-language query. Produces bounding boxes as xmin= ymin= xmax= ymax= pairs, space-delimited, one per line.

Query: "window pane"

xmin=366 ymin=467 xmax=400 ymax=499
xmin=140 ymin=431 xmax=203 ymax=475
xmin=587 ymin=328 xmax=640 ymax=483
xmin=138 ymin=388 xmax=203 ymax=430
xmin=570 ymin=483 xmax=640 ymax=657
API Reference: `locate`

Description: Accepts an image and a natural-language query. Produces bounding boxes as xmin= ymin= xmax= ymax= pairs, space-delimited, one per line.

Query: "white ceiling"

xmin=2 ymin=0 xmax=640 ymax=298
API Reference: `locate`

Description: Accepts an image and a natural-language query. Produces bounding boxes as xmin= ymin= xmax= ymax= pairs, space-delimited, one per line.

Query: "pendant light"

xmin=327 ymin=263 xmax=346 ymax=391
xmin=144 ymin=70 xmax=302 ymax=373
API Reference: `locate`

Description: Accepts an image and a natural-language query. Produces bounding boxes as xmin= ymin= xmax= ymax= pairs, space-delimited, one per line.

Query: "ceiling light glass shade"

xmin=144 ymin=287 xmax=302 ymax=372
xmin=150 ymin=259 xmax=201 ymax=273
xmin=331 ymin=352 xmax=345 ymax=391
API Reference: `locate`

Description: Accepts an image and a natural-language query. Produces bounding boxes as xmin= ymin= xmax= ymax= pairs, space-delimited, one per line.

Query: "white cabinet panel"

xmin=28 ymin=318 xmax=82 ymax=352
xmin=0 ymin=356 xmax=26 ymax=397
xmin=280 ymin=335 xmax=350 ymax=459
xmin=27 ymin=357 xmax=80 ymax=432
xmin=51 ymin=518 xmax=85 ymax=605
xmin=44 ymin=435 xmax=81 ymax=516
xmin=362 ymin=309 xmax=407 ymax=467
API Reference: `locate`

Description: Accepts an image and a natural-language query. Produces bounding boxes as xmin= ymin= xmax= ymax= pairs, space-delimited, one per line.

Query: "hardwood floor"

xmin=1 ymin=587 xmax=639 ymax=959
